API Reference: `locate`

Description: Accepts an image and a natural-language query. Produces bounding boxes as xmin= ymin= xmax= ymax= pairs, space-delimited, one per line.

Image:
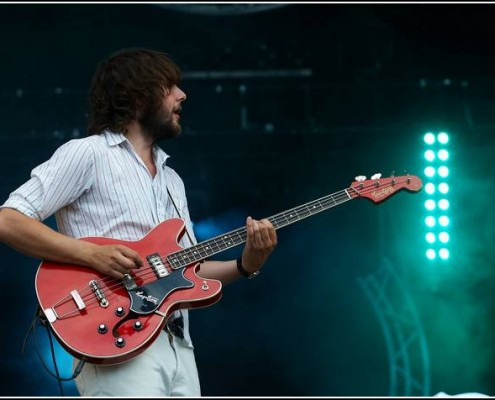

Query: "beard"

xmin=139 ymin=107 xmax=182 ymax=142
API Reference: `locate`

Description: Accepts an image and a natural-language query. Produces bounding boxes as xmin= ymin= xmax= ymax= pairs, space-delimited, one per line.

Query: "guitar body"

xmin=35 ymin=218 xmax=222 ymax=365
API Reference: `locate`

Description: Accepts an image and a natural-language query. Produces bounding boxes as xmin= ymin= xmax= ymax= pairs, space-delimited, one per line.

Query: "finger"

xmin=259 ymin=223 xmax=273 ymax=247
xmin=103 ymin=248 xmax=136 ymax=271
xmin=105 ymin=262 xmax=128 ymax=279
xmin=268 ymin=226 xmax=277 ymax=246
xmin=256 ymin=219 xmax=270 ymax=242
xmin=108 ymin=270 xmax=125 ymax=280
xmin=260 ymin=219 xmax=277 ymax=246
xmin=260 ymin=218 xmax=273 ymax=228
xmin=246 ymin=216 xmax=255 ymax=245
xmin=251 ymin=219 xmax=262 ymax=248
xmin=116 ymin=253 xmax=140 ymax=270
xmin=119 ymin=246 xmax=143 ymax=268
xmin=108 ymin=257 xmax=132 ymax=273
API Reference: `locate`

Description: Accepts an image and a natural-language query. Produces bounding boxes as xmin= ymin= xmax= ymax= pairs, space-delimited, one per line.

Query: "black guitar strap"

xmin=166 ymin=186 xmax=196 ymax=247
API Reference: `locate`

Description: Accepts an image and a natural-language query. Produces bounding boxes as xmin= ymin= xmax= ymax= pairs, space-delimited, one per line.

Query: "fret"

xmin=306 ymin=201 xmax=324 ymax=214
xmin=220 ymin=234 xmax=234 ymax=248
xmin=190 ymin=248 xmax=203 ymax=260
xmin=235 ymin=230 xmax=246 ymax=241
xmin=167 ymin=229 xmax=246 ymax=269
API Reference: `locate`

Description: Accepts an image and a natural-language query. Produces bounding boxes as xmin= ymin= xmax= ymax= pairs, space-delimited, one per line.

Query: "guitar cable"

xmin=21 ymin=306 xmax=86 ymax=396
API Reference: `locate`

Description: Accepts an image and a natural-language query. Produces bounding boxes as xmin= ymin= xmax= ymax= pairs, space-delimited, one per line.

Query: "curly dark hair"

xmin=87 ymin=48 xmax=182 ymax=135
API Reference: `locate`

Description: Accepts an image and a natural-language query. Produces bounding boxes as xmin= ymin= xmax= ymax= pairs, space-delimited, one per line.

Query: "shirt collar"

xmin=103 ymin=129 xmax=127 ymax=147
xmin=153 ymin=145 xmax=170 ymax=168
xmin=103 ymin=129 xmax=170 ymax=168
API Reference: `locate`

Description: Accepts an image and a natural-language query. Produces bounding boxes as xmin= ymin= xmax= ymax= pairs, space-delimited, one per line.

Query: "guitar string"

xmin=61 ymin=177 xmax=411 ymax=312
xmin=55 ymin=188 xmax=350 ymax=314
xmin=62 ymin=177 xmax=410 ymax=312
xmin=71 ymin=187 xmax=353 ymax=306
xmin=56 ymin=177 xmax=415 ymax=314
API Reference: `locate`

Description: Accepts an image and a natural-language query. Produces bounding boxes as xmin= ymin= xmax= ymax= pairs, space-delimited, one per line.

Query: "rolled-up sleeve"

xmin=1 ymin=139 xmax=95 ymax=221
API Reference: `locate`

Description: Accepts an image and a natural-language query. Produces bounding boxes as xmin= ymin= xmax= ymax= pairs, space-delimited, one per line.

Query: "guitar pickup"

xmin=147 ymin=253 xmax=169 ymax=278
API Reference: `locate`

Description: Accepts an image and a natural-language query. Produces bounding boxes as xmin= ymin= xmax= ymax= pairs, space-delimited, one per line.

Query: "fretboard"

xmin=166 ymin=188 xmax=353 ymax=270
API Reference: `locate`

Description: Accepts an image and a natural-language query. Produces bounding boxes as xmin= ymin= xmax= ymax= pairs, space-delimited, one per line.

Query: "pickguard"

xmin=128 ymin=269 xmax=194 ymax=314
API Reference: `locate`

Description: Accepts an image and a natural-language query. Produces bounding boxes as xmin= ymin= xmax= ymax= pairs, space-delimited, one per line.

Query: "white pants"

xmin=73 ymin=330 xmax=201 ymax=397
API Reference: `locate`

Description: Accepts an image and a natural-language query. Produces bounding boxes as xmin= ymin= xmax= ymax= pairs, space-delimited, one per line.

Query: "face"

xmin=139 ymin=85 xmax=187 ymax=142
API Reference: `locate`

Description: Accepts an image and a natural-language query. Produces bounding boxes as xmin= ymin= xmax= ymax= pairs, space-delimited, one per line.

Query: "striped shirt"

xmin=1 ymin=130 xmax=196 ymax=347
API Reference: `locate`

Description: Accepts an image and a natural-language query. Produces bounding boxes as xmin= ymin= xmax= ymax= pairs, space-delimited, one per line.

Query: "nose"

xmin=176 ymin=86 xmax=187 ymax=102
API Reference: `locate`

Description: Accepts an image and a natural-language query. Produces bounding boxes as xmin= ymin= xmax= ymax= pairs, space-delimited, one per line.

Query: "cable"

xmin=46 ymin=322 xmax=64 ymax=395
xmin=22 ymin=307 xmax=86 ymax=396
xmin=21 ymin=306 xmax=40 ymax=356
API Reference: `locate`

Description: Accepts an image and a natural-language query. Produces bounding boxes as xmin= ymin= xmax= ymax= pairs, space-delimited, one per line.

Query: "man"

xmin=0 ymin=48 xmax=277 ymax=396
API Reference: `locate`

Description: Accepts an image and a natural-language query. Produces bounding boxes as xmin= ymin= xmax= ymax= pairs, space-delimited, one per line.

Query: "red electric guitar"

xmin=35 ymin=173 xmax=422 ymax=365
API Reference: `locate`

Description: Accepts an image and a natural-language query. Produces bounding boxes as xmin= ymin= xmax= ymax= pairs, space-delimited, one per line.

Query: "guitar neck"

xmin=166 ymin=188 xmax=354 ymax=270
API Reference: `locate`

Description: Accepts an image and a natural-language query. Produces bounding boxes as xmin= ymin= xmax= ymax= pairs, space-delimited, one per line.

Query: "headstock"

xmin=349 ymin=173 xmax=423 ymax=203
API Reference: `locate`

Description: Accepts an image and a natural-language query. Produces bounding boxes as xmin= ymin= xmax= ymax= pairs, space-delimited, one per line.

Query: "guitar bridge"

xmin=43 ymin=308 xmax=57 ymax=323
xmin=90 ymin=280 xmax=109 ymax=307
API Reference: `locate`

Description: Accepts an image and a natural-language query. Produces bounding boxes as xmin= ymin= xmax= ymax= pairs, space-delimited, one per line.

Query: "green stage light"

xmin=424 ymin=132 xmax=436 ymax=144
xmin=438 ymin=232 xmax=450 ymax=243
xmin=422 ymin=131 xmax=451 ymax=263
xmin=425 ymin=215 xmax=437 ymax=228
xmin=424 ymin=166 xmax=436 ymax=177
xmin=438 ymin=183 xmax=449 ymax=194
xmin=426 ymin=249 xmax=436 ymax=260
xmin=439 ymin=215 xmax=450 ymax=227
xmin=426 ymin=232 xmax=436 ymax=243
xmin=438 ymin=199 xmax=450 ymax=210
xmin=425 ymin=183 xmax=435 ymax=194
xmin=438 ymin=166 xmax=449 ymax=177
xmin=439 ymin=248 xmax=450 ymax=260
xmin=425 ymin=216 xmax=436 ymax=227
xmin=438 ymin=132 xmax=449 ymax=144
xmin=438 ymin=149 xmax=449 ymax=161
xmin=425 ymin=199 xmax=436 ymax=210
xmin=424 ymin=150 xmax=436 ymax=161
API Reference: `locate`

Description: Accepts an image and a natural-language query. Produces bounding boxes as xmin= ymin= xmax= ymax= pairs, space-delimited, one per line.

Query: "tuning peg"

xmin=371 ymin=173 xmax=382 ymax=180
xmin=390 ymin=170 xmax=397 ymax=185
xmin=355 ymin=175 xmax=366 ymax=182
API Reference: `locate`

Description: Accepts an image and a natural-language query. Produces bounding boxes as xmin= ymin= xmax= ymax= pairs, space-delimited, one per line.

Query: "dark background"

xmin=1 ymin=2 xmax=495 ymax=397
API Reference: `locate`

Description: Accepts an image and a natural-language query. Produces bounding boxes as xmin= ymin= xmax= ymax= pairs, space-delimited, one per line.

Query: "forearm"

xmin=196 ymin=216 xmax=278 ymax=284
xmin=197 ymin=259 xmax=242 ymax=285
xmin=0 ymin=207 xmax=96 ymax=266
